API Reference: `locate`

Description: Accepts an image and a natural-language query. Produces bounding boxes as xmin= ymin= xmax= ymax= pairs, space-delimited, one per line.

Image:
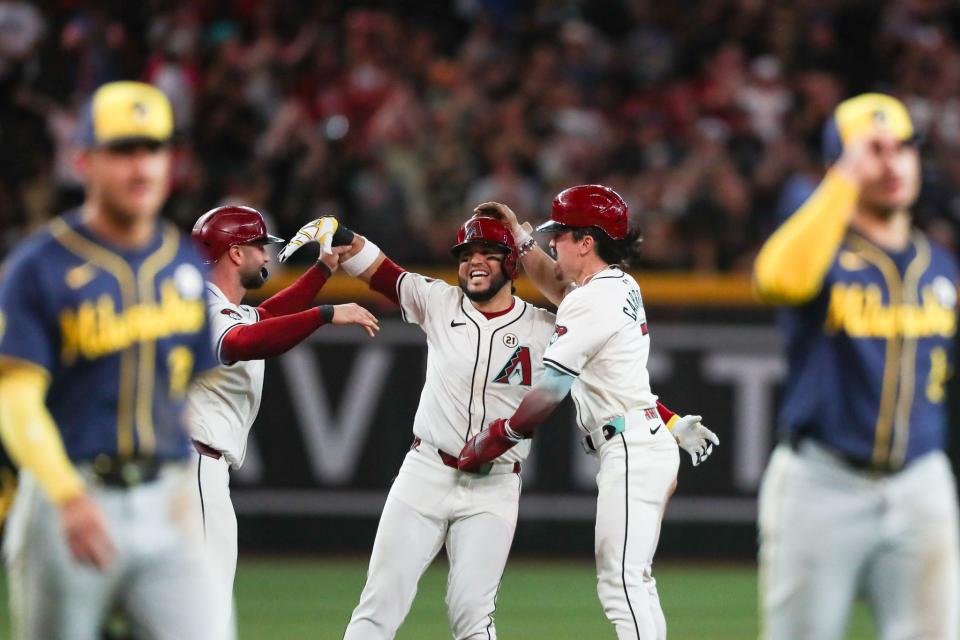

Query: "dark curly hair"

xmin=570 ymin=226 xmax=644 ymax=268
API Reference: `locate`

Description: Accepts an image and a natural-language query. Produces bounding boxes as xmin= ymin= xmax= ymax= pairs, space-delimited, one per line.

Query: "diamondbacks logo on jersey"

xmin=493 ymin=346 xmax=532 ymax=386
xmin=220 ymin=308 xmax=242 ymax=321
xmin=549 ymin=325 xmax=567 ymax=345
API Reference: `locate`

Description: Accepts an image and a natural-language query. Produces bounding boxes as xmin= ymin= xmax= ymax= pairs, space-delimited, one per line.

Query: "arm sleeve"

xmin=368 ymin=258 xmax=405 ymax=305
xmin=656 ymin=400 xmax=680 ymax=430
xmin=0 ymin=365 xmax=84 ymax=505
xmin=256 ymin=263 xmax=331 ymax=319
xmin=541 ymin=292 xmax=616 ymax=377
xmin=508 ymin=366 xmax=575 ymax=437
xmin=220 ymin=307 xmax=329 ymax=362
xmin=753 ymin=169 xmax=859 ymax=305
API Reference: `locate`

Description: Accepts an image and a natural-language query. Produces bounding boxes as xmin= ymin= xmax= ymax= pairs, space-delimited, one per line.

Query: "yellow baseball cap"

xmin=78 ymin=81 xmax=173 ymax=148
xmin=823 ymin=93 xmax=915 ymax=162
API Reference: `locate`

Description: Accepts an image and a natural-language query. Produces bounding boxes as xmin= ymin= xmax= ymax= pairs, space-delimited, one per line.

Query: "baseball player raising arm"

xmin=473 ymin=195 xmax=719 ymax=468
xmin=0 ymin=82 xmax=226 ymax=640
xmin=458 ymin=185 xmax=717 ymax=639
xmin=754 ymin=94 xmax=960 ymax=639
xmin=187 ymin=206 xmax=378 ymax=637
xmin=281 ymin=213 xmax=551 ymax=639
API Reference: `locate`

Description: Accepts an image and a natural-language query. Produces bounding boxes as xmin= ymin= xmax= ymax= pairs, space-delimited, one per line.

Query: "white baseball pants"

xmin=187 ymin=448 xmax=238 ymax=640
xmin=759 ymin=441 xmax=960 ymax=640
xmin=3 ymin=466 xmax=228 ymax=640
xmin=594 ymin=420 xmax=679 ymax=640
xmin=344 ymin=444 xmax=521 ymax=640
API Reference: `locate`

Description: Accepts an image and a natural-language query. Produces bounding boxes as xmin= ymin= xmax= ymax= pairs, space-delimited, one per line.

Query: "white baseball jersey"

xmin=186 ymin=283 xmax=264 ymax=468
xmin=396 ymin=271 xmax=556 ymax=462
xmin=543 ymin=266 xmax=659 ymax=433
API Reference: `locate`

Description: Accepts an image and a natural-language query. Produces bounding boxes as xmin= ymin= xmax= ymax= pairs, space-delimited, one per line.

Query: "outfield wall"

xmin=232 ymin=309 xmax=960 ymax=558
xmin=232 ymin=316 xmax=780 ymax=557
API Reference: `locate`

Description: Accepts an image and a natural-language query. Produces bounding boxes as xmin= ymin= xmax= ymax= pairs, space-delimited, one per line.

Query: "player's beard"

xmin=241 ymin=265 xmax=269 ymax=290
xmin=459 ymin=270 xmax=509 ymax=302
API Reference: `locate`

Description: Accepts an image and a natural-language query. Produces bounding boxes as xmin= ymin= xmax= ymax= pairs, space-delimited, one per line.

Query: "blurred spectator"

xmin=3 ymin=0 xmax=960 ymax=270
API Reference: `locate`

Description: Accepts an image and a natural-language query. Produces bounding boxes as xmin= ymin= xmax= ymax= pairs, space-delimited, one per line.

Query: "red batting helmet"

xmin=191 ymin=205 xmax=284 ymax=264
xmin=450 ymin=215 xmax=519 ymax=279
xmin=536 ymin=184 xmax=628 ymax=240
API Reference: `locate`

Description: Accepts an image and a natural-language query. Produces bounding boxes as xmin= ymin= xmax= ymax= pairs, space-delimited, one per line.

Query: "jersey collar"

xmin=461 ymin=295 xmax=525 ymax=327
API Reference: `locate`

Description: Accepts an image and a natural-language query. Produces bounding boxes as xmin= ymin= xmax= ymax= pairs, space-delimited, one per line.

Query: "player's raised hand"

xmin=836 ymin=131 xmax=899 ymax=186
xmin=59 ymin=492 xmax=116 ymax=569
xmin=670 ymin=415 xmax=719 ymax=467
xmin=458 ymin=418 xmax=522 ymax=471
xmin=278 ymin=216 xmax=356 ymax=263
xmin=474 ymin=202 xmax=522 ymax=234
xmin=332 ymin=303 xmax=380 ymax=337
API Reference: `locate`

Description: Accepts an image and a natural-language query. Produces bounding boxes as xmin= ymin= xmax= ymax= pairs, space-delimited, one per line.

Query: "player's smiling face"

xmin=457 ymin=245 xmax=510 ymax=302
xmin=86 ymin=143 xmax=172 ymax=224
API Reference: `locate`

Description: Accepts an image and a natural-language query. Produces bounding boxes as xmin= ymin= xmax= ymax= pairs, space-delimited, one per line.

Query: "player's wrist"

xmin=342 ymin=237 xmax=380 ymax=276
xmin=318 ymin=304 xmax=335 ymax=324
xmin=502 ymin=419 xmax=523 ymax=442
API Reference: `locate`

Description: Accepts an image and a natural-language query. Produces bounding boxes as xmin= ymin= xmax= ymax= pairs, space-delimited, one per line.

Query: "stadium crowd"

xmin=3 ymin=0 xmax=960 ymax=269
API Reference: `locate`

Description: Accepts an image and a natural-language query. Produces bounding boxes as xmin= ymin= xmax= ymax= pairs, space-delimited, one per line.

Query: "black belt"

xmin=787 ymin=435 xmax=904 ymax=476
xmin=89 ymin=455 xmax=163 ymax=488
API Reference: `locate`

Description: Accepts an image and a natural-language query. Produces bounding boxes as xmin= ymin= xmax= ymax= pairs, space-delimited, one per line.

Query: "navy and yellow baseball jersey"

xmin=0 ymin=211 xmax=215 ymax=462
xmin=756 ymin=170 xmax=958 ymax=470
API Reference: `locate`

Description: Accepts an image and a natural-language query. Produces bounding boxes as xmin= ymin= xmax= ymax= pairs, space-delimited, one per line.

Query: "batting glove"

xmin=671 ymin=414 xmax=719 ymax=467
xmin=458 ymin=418 xmax=522 ymax=472
xmin=278 ymin=217 xmax=355 ymax=263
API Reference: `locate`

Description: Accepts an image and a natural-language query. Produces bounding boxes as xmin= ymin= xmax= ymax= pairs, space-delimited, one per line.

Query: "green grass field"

xmin=0 ymin=557 xmax=877 ymax=639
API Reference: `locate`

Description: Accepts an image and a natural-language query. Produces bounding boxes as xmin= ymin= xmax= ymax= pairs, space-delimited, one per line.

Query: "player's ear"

xmin=580 ymin=233 xmax=595 ymax=257
xmin=228 ymin=245 xmax=244 ymax=266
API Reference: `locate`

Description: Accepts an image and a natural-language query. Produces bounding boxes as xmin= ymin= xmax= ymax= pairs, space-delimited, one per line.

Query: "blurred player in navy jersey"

xmin=755 ymin=93 xmax=960 ymax=639
xmin=0 ymin=81 xmax=228 ymax=639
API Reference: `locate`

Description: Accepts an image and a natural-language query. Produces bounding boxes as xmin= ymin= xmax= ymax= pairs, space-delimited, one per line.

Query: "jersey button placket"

xmin=472 ymin=328 xmax=491 ymax=428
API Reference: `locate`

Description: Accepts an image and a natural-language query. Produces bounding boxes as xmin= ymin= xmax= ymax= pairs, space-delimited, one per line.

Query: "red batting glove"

xmin=458 ymin=418 xmax=520 ymax=471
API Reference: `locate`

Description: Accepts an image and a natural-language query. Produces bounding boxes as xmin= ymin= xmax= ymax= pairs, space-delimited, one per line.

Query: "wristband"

xmin=517 ymin=236 xmax=537 ymax=258
xmin=319 ymin=304 xmax=335 ymax=324
xmin=341 ymin=238 xmax=380 ymax=276
xmin=504 ymin=419 xmax=523 ymax=442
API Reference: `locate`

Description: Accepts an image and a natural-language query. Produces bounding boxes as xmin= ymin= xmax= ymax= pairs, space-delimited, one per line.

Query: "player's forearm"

xmin=367 ymin=257 xmax=405 ymax=305
xmin=0 ymin=367 xmax=85 ymax=504
xmin=754 ymin=169 xmax=858 ymax=305
xmin=519 ymin=245 xmax=569 ymax=306
xmin=509 ymin=367 xmax=575 ymax=437
xmin=221 ymin=306 xmax=334 ymax=362
xmin=257 ymin=263 xmax=331 ymax=318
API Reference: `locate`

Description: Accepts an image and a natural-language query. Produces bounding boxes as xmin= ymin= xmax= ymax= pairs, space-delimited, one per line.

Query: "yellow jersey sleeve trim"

xmin=0 ymin=367 xmax=84 ymax=504
xmin=754 ymin=170 xmax=859 ymax=305
xmin=665 ymin=414 xmax=679 ymax=432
